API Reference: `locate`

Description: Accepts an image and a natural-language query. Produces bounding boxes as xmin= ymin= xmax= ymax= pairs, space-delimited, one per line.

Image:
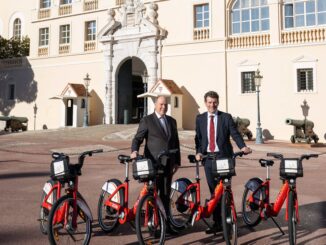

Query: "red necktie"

xmin=209 ymin=115 xmax=215 ymax=152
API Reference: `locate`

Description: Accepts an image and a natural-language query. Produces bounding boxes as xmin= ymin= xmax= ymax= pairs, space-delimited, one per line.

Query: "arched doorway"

xmin=117 ymin=57 xmax=147 ymax=124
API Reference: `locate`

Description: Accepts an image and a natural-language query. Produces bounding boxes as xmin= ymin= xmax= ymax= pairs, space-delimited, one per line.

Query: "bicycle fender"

xmin=245 ymin=177 xmax=263 ymax=191
xmin=171 ymin=178 xmax=192 ymax=193
xmin=77 ymin=199 xmax=93 ymax=222
xmin=101 ymin=181 xmax=120 ymax=203
xmin=155 ymin=197 xmax=167 ymax=220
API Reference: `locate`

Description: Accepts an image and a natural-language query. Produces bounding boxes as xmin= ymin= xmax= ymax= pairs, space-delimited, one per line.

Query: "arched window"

xmin=231 ymin=0 xmax=270 ymax=34
xmin=284 ymin=0 xmax=326 ymax=29
xmin=13 ymin=18 xmax=21 ymax=39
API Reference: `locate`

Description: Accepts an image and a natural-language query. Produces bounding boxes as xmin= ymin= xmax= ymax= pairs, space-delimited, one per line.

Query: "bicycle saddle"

xmin=118 ymin=155 xmax=131 ymax=163
xmin=259 ymin=159 xmax=274 ymax=167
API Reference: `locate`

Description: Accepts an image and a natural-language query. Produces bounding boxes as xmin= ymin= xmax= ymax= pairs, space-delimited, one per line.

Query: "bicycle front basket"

xmin=50 ymin=154 xmax=71 ymax=181
xmin=212 ymin=158 xmax=236 ymax=177
xmin=280 ymin=158 xmax=303 ymax=178
xmin=132 ymin=158 xmax=155 ymax=182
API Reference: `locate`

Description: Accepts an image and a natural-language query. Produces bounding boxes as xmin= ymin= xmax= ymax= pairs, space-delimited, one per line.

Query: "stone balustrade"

xmin=228 ymin=33 xmax=270 ymax=48
xmin=84 ymin=0 xmax=98 ymax=11
xmin=116 ymin=0 xmax=125 ymax=5
xmin=84 ymin=41 xmax=96 ymax=51
xmin=281 ymin=28 xmax=326 ymax=44
xmin=193 ymin=28 xmax=210 ymax=41
xmin=59 ymin=4 xmax=72 ymax=16
xmin=59 ymin=44 xmax=70 ymax=54
xmin=0 ymin=58 xmax=23 ymax=69
xmin=38 ymin=47 xmax=49 ymax=57
xmin=38 ymin=8 xmax=51 ymax=19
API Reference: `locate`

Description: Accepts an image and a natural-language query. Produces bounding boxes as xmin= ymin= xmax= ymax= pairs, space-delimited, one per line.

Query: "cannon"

xmin=0 ymin=116 xmax=28 ymax=132
xmin=233 ymin=117 xmax=253 ymax=140
xmin=285 ymin=118 xmax=319 ymax=144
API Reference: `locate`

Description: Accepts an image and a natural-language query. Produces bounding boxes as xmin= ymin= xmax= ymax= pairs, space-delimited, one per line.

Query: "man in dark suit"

xmin=131 ymin=96 xmax=181 ymax=223
xmin=195 ymin=91 xmax=251 ymax=234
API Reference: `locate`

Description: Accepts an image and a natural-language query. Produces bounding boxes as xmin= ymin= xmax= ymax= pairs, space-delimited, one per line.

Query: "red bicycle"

xmin=242 ymin=152 xmax=318 ymax=245
xmin=47 ymin=149 xmax=103 ymax=245
xmin=98 ymin=149 xmax=177 ymax=245
xmin=169 ymin=152 xmax=246 ymax=245
xmin=97 ymin=154 xmax=149 ymax=232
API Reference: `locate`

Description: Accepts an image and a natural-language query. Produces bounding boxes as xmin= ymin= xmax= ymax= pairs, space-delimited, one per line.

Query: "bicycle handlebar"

xmin=77 ymin=149 xmax=103 ymax=166
xmin=267 ymin=152 xmax=319 ymax=161
xmin=157 ymin=149 xmax=179 ymax=160
xmin=188 ymin=151 xmax=247 ymax=163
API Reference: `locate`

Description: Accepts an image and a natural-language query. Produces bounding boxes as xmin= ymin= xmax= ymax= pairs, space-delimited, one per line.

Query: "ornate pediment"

xmin=292 ymin=55 xmax=318 ymax=63
xmin=238 ymin=59 xmax=260 ymax=67
xmin=98 ymin=0 xmax=167 ymax=42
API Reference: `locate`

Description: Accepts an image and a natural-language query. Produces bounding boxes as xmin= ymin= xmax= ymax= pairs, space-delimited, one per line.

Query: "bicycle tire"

xmin=288 ymin=190 xmax=297 ymax=245
xmin=40 ymin=179 xmax=58 ymax=235
xmin=242 ymin=186 xmax=262 ymax=227
xmin=221 ymin=190 xmax=237 ymax=245
xmin=169 ymin=178 xmax=195 ymax=231
xmin=135 ymin=193 xmax=166 ymax=245
xmin=97 ymin=178 xmax=124 ymax=233
xmin=48 ymin=194 xmax=92 ymax=245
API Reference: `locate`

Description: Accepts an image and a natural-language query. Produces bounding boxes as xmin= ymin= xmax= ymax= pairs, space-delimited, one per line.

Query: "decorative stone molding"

xmin=99 ymin=0 xmax=167 ymax=124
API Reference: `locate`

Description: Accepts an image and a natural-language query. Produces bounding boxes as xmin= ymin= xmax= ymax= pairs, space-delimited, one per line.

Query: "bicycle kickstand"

xmin=270 ymin=216 xmax=285 ymax=235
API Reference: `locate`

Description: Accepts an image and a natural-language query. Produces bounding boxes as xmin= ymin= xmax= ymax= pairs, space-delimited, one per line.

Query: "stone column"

xmin=146 ymin=46 xmax=158 ymax=113
xmin=103 ymin=42 xmax=113 ymax=124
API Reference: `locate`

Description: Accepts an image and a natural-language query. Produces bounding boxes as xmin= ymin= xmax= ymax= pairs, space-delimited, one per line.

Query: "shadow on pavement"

xmin=0 ymin=171 xmax=49 ymax=180
xmin=238 ymin=201 xmax=326 ymax=244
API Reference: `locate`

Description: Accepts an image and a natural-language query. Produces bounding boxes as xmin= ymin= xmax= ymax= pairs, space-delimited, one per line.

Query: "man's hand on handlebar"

xmin=195 ymin=153 xmax=203 ymax=161
xmin=240 ymin=146 xmax=252 ymax=154
xmin=130 ymin=151 xmax=138 ymax=159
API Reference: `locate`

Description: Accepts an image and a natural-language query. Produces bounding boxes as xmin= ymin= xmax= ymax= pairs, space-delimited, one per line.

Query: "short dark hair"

xmin=204 ymin=91 xmax=219 ymax=101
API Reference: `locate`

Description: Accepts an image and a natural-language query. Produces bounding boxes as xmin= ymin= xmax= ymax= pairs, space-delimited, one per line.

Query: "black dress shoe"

xmin=205 ymin=223 xmax=222 ymax=234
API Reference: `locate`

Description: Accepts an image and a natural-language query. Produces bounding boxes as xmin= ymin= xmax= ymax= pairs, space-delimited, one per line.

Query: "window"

xmin=60 ymin=25 xmax=70 ymax=44
xmin=13 ymin=18 xmax=21 ymax=39
xmin=241 ymin=71 xmax=256 ymax=93
xmin=85 ymin=21 xmax=96 ymax=41
xmin=297 ymin=68 xmax=313 ymax=92
xmin=61 ymin=0 xmax=72 ymax=4
xmin=39 ymin=27 xmax=49 ymax=46
xmin=40 ymin=0 xmax=51 ymax=8
xmin=8 ymin=84 xmax=15 ymax=100
xmin=81 ymin=99 xmax=86 ymax=108
xmin=284 ymin=0 xmax=326 ymax=28
xmin=231 ymin=0 xmax=270 ymax=34
xmin=194 ymin=4 xmax=209 ymax=28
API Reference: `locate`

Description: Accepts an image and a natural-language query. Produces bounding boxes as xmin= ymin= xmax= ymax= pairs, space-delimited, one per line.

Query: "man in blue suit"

xmin=195 ymin=91 xmax=251 ymax=234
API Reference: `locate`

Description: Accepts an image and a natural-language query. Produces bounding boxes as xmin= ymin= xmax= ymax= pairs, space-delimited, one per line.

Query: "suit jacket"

xmin=131 ymin=113 xmax=181 ymax=167
xmin=195 ymin=111 xmax=245 ymax=158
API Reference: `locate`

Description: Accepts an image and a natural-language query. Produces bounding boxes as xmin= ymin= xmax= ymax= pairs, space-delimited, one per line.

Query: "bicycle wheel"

xmin=98 ymin=179 xmax=124 ymax=233
xmin=288 ymin=190 xmax=297 ymax=245
xmin=169 ymin=178 xmax=195 ymax=231
xmin=136 ymin=193 xmax=166 ymax=245
xmin=40 ymin=180 xmax=58 ymax=235
xmin=48 ymin=195 xmax=92 ymax=245
xmin=242 ymin=186 xmax=262 ymax=227
xmin=221 ymin=190 xmax=237 ymax=245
